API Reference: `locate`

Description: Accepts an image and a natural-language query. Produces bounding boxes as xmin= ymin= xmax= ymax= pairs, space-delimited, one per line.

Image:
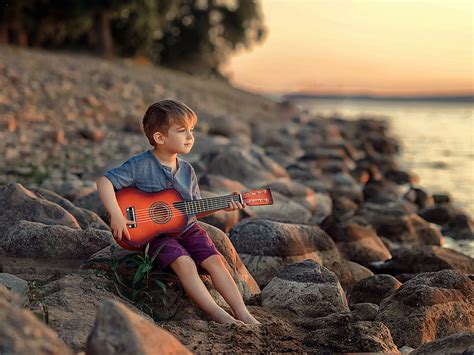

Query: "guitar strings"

xmin=125 ymin=200 xmax=237 ymax=223
xmin=128 ymin=195 xmax=238 ymax=215
xmin=128 ymin=196 xmax=239 ymax=219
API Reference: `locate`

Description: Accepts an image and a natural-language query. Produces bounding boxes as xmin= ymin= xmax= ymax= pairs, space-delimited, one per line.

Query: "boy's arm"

xmin=96 ymin=176 xmax=122 ymax=218
xmin=196 ymin=192 xmax=246 ymax=219
xmin=96 ymin=176 xmax=133 ymax=240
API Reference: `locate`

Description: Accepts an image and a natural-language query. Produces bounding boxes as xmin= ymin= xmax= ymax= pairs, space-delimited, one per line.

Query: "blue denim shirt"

xmin=103 ymin=150 xmax=201 ymax=230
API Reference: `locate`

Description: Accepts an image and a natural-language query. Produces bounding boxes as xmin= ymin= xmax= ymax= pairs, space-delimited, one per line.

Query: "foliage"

xmin=24 ymin=281 xmax=49 ymax=325
xmin=0 ymin=0 xmax=267 ymax=76
xmin=89 ymin=243 xmax=183 ymax=321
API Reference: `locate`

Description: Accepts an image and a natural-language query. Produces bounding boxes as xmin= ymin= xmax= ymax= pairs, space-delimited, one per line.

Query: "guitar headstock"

xmin=242 ymin=189 xmax=273 ymax=206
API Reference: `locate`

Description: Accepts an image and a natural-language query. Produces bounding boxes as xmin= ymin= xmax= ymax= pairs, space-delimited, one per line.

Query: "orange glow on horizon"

xmin=223 ymin=0 xmax=473 ymax=96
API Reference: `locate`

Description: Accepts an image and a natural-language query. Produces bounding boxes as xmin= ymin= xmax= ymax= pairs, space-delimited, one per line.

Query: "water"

xmin=295 ymin=98 xmax=474 ymax=257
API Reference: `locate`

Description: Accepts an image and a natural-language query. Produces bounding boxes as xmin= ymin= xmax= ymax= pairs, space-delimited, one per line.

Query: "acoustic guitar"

xmin=115 ymin=187 xmax=273 ymax=250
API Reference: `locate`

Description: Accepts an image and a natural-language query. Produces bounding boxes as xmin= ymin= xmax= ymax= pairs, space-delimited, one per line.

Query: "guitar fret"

xmin=175 ymin=194 xmax=243 ymax=216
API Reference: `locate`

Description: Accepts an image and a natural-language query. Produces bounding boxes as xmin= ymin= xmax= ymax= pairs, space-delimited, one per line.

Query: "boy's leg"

xmin=200 ymin=255 xmax=260 ymax=324
xmin=169 ymin=255 xmax=243 ymax=324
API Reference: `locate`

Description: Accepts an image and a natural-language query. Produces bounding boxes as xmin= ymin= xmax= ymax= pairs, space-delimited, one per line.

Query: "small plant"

xmin=89 ymin=243 xmax=182 ymax=321
xmin=24 ymin=281 xmax=49 ymax=324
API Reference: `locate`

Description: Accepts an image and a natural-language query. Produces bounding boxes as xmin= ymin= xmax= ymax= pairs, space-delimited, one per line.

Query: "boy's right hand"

xmin=109 ymin=212 xmax=135 ymax=241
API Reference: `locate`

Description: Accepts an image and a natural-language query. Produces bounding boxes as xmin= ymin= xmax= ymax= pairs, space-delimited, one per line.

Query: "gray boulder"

xmin=348 ymin=274 xmax=402 ymax=306
xmin=261 ymin=260 xmax=348 ymax=318
xmin=2 ymin=220 xmax=112 ymax=259
xmin=86 ymin=299 xmax=191 ymax=355
xmin=229 ymin=218 xmax=372 ymax=289
xmin=376 ymin=269 xmax=474 ymax=348
xmin=411 ymin=332 xmax=474 ymax=355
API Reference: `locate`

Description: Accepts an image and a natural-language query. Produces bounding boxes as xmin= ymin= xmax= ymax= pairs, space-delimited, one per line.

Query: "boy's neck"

xmin=152 ymin=148 xmax=177 ymax=168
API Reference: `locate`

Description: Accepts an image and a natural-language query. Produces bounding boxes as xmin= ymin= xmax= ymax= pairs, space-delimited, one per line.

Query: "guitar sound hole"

xmin=149 ymin=202 xmax=172 ymax=224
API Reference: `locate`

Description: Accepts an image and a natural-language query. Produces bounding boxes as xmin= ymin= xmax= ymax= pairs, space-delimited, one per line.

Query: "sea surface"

xmin=295 ymin=98 xmax=474 ymax=257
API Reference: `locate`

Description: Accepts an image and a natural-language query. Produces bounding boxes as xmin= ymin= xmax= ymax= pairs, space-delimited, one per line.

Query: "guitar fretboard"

xmin=173 ymin=194 xmax=241 ymax=215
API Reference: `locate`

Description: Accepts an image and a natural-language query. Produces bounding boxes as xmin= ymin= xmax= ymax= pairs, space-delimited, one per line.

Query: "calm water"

xmin=296 ymin=98 xmax=474 ymax=257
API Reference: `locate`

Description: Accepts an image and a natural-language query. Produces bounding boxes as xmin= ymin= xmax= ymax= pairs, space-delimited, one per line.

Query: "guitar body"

xmin=115 ymin=188 xmax=188 ymax=250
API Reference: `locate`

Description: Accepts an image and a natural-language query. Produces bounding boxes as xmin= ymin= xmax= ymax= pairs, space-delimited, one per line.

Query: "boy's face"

xmin=154 ymin=123 xmax=195 ymax=154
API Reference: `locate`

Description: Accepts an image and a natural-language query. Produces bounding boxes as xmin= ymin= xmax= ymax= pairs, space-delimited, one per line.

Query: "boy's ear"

xmin=153 ymin=131 xmax=164 ymax=145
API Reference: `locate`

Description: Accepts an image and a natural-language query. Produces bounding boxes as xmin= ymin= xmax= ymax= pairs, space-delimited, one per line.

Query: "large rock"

xmin=0 ymin=287 xmax=73 ymax=355
xmin=348 ymin=274 xmax=402 ymax=306
xmin=261 ymin=260 xmax=349 ymax=317
xmin=229 ymin=218 xmax=373 ymax=289
xmin=376 ymin=269 xmax=474 ymax=348
xmin=326 ymin=222 xmax=392 ymax=266
xmin=0 ymin=183 xmax=80 ymax=234
xmin=411 ymin=332 xmax=474 ymax=355
xmin=369 ymin=245 xmax=474 ymax=277
xmin=198 ymin=222 xmax=260 ymax=300
xmin=86 ymin=299 xmax=191 ymax=355
xmin=2 ymin=220 xmax=112 ymax=258
xmin=244 ymin=191 xmax=312 ymax=224
xmin=205 ymin=146 xmax=289 ymax=186
xmin=198 ymin=174 xmax=248 ymax=194
xmin=40 ymin=271 xmax=152 ymax=352
xmin=356 ymin=202 xmax=443 ymax=245
xmin=29 ymin=186 xmax=109 ymax=231
xmin=303 ymin=321 xmax=399 ymax=354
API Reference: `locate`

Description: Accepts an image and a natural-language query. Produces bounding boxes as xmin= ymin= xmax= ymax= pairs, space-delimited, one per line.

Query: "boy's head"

xmin=142 ymin=99 xmax=197 ymax=147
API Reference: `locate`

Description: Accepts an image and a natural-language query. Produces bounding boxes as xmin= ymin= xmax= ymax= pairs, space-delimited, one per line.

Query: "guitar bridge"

xmin=125 ymin=207 xmax=137 ymax=228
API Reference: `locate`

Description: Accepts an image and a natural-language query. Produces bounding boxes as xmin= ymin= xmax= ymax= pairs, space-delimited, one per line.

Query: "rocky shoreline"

xmin=1 ymin=46 xmax=473 ymax=354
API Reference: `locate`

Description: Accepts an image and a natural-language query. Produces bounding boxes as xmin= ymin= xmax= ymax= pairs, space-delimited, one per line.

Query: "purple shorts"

xmin=148 ymin=223 xmax=219 ymax=273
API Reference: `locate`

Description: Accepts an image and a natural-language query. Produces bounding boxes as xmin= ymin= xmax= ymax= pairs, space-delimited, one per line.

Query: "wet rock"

xmin=418 ymin=204 xmax=457 ymax=225
xmin=376 ymin=269 xmax=474 ymax=348
xmin=261 ymin=260 xmax=348 ymax=317
xmin=348 ymin=274 xmax=402 ymax=306
xmin=442 ymin=211 xmax=474 ymax=240
xmin=86 ymin=299 xmax=191 ymax=355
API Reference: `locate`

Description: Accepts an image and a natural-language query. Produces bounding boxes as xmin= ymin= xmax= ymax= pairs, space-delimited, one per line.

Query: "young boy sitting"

xmin=96 ymin=99 xmax=260 ymax=325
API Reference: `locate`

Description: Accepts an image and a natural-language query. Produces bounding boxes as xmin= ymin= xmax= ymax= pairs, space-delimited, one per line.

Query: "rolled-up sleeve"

xmin=190 ymin=166 xmax=201 ymax=200
xmin=103 ymin=160 xmax=136 ymax=191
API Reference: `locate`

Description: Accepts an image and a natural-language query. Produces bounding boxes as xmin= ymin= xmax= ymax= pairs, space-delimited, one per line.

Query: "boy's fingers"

xmin=124 ymin=229 xmax=131 ymax=241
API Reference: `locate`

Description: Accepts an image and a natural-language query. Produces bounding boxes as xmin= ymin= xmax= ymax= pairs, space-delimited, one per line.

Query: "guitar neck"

xmin=173 ymin=194 xmax=241 ymax=216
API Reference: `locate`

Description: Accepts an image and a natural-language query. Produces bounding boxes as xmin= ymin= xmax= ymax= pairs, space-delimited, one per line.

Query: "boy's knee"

xmin=201 ymin=254 xmax=225 ymax=271
xmin=170 ymin=255 xmax=196 ymax=275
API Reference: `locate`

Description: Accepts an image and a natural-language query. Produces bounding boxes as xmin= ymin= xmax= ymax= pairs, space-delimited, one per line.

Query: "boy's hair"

xmin=142 ymin=99 xmax=197 ymax=146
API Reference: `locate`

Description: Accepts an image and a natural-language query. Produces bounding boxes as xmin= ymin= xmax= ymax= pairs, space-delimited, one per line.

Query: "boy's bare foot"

xmin=236 ymin=311 xmax=261 ymax=325
xmin=210 ymin=307 xmax=244 ymax=324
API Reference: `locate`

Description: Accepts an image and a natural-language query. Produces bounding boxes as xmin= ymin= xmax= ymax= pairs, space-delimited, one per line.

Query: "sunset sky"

xmin=223 ymin=0 xmax=473 ymax=96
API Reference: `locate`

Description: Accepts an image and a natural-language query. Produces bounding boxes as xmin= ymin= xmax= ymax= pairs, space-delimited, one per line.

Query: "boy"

xmin=96 ymin=99 xmax=259 ymax=325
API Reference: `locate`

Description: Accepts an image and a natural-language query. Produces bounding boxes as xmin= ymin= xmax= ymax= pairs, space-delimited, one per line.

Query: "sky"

xmin=222 ymin=0 xmax=473 ymax=96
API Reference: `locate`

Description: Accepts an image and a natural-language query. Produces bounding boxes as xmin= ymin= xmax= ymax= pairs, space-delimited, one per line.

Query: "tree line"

xmin=0 ymin=0 xmax=266 ymax=77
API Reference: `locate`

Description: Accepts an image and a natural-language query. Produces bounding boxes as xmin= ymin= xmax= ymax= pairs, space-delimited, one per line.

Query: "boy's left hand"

xmin=223 ymin=192 xmax=246 ymax=211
